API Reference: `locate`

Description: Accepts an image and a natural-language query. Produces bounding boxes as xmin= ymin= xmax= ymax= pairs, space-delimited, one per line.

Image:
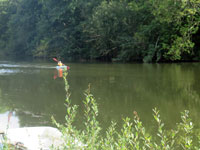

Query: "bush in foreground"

xmin=53 ymin=72 xmax=200 ymax=150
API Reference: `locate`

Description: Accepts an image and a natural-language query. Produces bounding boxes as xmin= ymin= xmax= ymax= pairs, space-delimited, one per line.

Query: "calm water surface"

xmin=1 ymin=60 xmax=200 ymax=132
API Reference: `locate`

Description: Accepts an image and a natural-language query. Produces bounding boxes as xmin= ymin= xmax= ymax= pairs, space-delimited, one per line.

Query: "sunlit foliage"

xmin=0 ymin=0 xmax=200 ymax=62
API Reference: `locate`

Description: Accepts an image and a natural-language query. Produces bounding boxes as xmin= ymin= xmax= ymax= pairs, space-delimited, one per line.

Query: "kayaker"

xmin=53 ymin=58 xmax=70 ymax=79
xmin=58 ymin=61 xmax=63 ymax=66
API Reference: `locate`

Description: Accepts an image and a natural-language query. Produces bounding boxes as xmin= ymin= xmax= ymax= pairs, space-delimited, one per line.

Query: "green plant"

xmin=52 ymin=72 xmax=200 ymax=150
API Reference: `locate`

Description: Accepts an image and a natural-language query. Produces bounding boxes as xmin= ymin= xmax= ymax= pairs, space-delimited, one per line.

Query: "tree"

xmin=0 ymin=0 xmax=17 ymax=55
xmin=5 ymin=0 xmax=42 ymax=57
xmin=86 ymin=0 xmax=139 ymax=61
xmin=150 ymin=0 xmax=200 ymax=61
xmin=0 ymin=0 xmax=200 ymax=62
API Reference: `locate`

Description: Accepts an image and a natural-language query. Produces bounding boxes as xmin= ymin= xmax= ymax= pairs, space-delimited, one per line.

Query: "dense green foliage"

xmin=0 ymin=0 xmax=200 ymax=62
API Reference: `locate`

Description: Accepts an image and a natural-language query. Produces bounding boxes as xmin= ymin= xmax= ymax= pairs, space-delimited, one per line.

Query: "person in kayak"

xmin=57 ymin=60 xmax=70 ymax=70
xmin=55 ymin=61 xmax=64 ymax=78
xmin=53 ymin=58 xmax=70 ymax=79
xmin=58 ymin=61 xmax=63 ymax=66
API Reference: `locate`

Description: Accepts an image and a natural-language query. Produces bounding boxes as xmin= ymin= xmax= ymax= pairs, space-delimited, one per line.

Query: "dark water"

xmin=1 ymin=60 xmax=200 ymax=132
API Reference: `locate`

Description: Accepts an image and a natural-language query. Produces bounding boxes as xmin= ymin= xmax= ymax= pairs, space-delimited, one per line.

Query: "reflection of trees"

xmin=0 ymin=69 xmax=67 ymax=127
xmin=1 ymin=63 xmax=200 ymax=132
xmin=68 ymin=63 xmax=200 ymax=130
xmin=154 ymin=63 xmax=200 ymax=128
xmin=0 ymin=88 xmax=10 ymax=113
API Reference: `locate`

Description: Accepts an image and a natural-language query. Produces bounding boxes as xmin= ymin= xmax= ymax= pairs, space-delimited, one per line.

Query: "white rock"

xmin=5 ymin=127 xmax=64 ymax=150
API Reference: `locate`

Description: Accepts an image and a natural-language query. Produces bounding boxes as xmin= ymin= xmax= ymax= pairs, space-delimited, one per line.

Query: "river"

xmin=0 ymin=60 xmax=200 ymax=133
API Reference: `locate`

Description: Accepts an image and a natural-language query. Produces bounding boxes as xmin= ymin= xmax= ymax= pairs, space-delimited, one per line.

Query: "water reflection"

xmin=0 ymin=61 xmax=60 ymax=129
xmin=0 ymin=111 xmax=20 ymax=131
xmin=68 ymin=63 xmax=200 ymax=130
xmin=0 ymin=61 xmax=200 ymax=132
xmin=0 ymin=69 xmax=21 ymax=75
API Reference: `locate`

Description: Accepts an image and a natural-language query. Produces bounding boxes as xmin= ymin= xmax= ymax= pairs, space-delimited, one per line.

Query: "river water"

xmin=0 ymin=60 xmax=200 ymax=132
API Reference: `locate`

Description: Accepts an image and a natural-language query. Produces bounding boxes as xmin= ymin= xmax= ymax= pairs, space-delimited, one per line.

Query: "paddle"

xmin=53 ymin=58 xmax=59 ymax=62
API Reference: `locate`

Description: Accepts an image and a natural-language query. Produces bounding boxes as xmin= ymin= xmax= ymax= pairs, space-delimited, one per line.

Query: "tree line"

xmin=0 ymin=0 xmax=200 ymax=62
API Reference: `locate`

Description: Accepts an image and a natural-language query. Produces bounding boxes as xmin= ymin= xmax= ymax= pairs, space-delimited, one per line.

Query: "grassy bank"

xmin=52 ymin=72 xmax=200 ymax=150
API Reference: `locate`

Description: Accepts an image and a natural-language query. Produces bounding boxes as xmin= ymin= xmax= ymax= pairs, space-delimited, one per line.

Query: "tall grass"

xmin=52 ymin=72 xmax=200 ymax=150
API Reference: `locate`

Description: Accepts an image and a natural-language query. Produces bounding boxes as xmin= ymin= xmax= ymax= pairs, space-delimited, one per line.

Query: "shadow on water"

xmin=1 ymin=60 xmax=200 ymax=134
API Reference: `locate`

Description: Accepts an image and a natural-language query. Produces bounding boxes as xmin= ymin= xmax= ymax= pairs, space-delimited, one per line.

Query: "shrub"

xmin=52 ymin=71 xmax=200 ymax=150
